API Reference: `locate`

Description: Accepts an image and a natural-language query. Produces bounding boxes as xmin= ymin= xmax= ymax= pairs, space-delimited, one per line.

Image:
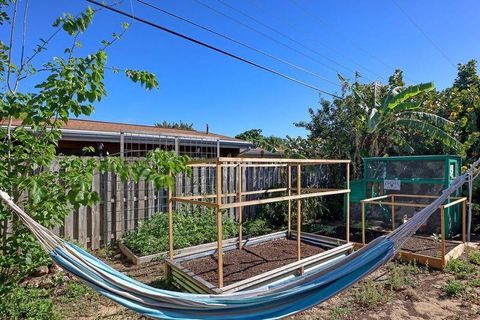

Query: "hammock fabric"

xmin=0 ymin=158 xmax=478 ymax=320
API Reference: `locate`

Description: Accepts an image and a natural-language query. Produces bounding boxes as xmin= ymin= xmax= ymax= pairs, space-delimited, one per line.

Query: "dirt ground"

xmin=46 ymin=245 xmax=480 ymax=320
xmin=182 ymin=239 xmax=324 ymax=286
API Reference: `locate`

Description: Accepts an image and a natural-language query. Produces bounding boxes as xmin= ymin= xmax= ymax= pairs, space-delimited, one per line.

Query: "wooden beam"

xmin=363 ymin=201 xmax=429 ymax=208
xmin=216 ymin=157 xmax=351 ymax=164
xmin=287 ymin=165 xmax=292 ymax=237
xmin=219 ymin=189 xmax=350 ymax=209
xmin=215 ymin=160 xmax=224 ymax=288
xmin=170 ymin=197 xmax=218 ymax=208
xmin=296 ymin=164 xmax=302 ymax=274
xmin=237 ymin=164 xmax=243 ymax=250
xmin=462 ymin=199 xmax=466 ymax=243
xmin=440 ymin=206 xmax=446 ymax=265
xmin=361 ymin=201 xmax=365 ymax=245
xmin=443 ymin=197 xmax=467 ymax=209
xmin=346 ymin=163 xmax=350 ymax=243
xmin=391 ymin=195 xmax=395 ymax=231
xmin=168 ymin=171 xmax=173 ymax=259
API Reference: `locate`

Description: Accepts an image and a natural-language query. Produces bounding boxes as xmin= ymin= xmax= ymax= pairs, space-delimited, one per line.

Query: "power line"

xmin=288 ymin=0 xmax=415 ymax=83
xmin=391 ymin=0 xmax=457 ymax=69
xmin=247 ymin=0 xmax=386 ymax=82
xmin=192 ymin=0 xmax=345 ymax=79
xmin=137 ymin=0 xmax=339 ymax=86
xmin=85 ymin=0 xmax=343 ymax=98
xmin=215 ymin=0 xmax=365 ymax=81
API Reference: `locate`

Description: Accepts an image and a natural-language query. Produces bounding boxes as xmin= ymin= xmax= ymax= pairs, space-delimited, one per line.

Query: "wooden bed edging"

xmin=166 ymin=232 xmax=354 ymax=294
xmin=119 ymin=231 xmax=287 ymax=265
xmin=354 ymin=239 xmax=466 ymax=270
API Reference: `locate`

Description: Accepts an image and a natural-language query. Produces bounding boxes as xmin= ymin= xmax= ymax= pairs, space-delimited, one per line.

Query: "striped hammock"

xmin=0 ymin=158 xmax=478 ymax=320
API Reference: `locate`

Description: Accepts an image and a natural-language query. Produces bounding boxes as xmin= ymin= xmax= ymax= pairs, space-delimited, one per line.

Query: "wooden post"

xmin=237 ymin=164 xmax=243 ymax=250
xmin=462 ymin=200 xmax=466 ymax=243
xmin=346 ymin=163 xmax=350 ymax=243
xmin=296 ymin=164 xmax=302 ymax=262
xmin=440 ymin=206 xmax=446 ymax=266
xmin=287 ymin=165 xmax=292 ymax=237
xmin=361 ymin=201 xmax=365 ymax=245
xmin=391 ymin=195 xmax=395 ymax=231
xmin=216 ymin=160 xmax=224 ymax=288
xmin=168 ymin=171 xmax=173 ymax=259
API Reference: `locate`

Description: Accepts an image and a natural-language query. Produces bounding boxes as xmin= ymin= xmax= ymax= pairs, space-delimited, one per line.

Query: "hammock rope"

xmin=1 ymin=157 xmax=479 ymax=320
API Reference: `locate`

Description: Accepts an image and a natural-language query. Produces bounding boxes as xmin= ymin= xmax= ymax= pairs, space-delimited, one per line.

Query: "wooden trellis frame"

xmin=361 ymin=194 xmax=467 ymax=269
xmin=167 ymin=157 xmax=351 ymax=288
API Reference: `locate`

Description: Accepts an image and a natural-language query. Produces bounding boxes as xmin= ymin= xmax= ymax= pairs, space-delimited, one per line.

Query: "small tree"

xmin=0 ymin=2 xmax=189 ymax=284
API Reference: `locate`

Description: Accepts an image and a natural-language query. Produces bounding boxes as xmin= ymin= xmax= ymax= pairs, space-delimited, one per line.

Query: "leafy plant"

xmin=243 ymin=218 xmax=271 ymax=237
xmin=386 ymin=262 xmax=419 ymax=291
xmin=0 ymin=2 xmax=188 ymax=286
xmin=442 ymin=279 xmax=466 ymax=297
xmin=468 ymin=249 xmax=480 ymax=266
xmin=0 ymin=285 xmax=57 ymax=320
xmin=445 ymin=258 xmax=478 ymax=280
xmin=121 ymin=208 xmax=239 ymax=256
xmin=155 ymin=120 xmax=195 ymax=131
xmin=353 ymin=279 xmax=389 ymax=308
xmin=327 ymin=306 xmax=352 ymax=320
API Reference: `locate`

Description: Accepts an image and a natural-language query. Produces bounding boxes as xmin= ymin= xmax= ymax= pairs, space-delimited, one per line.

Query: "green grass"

xmin=445 ymin=258 xmax=478 ymax=280
xmin=468 ymin=249 xmax=480 ymax=266
xmin=0 ymin=285 xmax=58 ymax=320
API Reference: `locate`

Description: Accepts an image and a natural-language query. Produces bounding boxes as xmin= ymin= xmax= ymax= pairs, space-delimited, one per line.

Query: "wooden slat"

xmin=91 ymin=173 xmax=101 ymax=249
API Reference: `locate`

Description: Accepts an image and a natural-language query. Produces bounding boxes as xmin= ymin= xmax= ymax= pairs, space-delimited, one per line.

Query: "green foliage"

xmin=121 ymin=208 xmax=238 ymax=256
xmin=235 ymin=129 xmax=285 ymax=153
xmin=0 ymin=285 xmax=57 ymax=320
xmin=445 ymin=258 xmax=478 ymax=280
xmin=442 ymin=279 xmax=466 ymax=297
xmin=58 ymin=281 xmax=96 ymax=304
xmin=468 ymin=249 xmax=480 ymax=266
xmin=243 ymin=218 xmax=271 ymax=237
xmin=386 ymin=261 xmax=419 ymax=291
xmin=327 ymin=306 xmax=352 ymax=320
xmin=155 ymin=120 xmax=195 ymax=131
xmin=0 ymin=3 xmax=168 ymax=285
xmin=354 ymin=279 xmax=389 ymax=308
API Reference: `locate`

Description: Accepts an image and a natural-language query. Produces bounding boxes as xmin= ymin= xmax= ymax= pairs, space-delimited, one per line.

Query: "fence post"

xmin=168 ymin=170 xmax=173 ymax=259
xmin=361 ymin=201 xmax=365 ymax=245
xmin=440 ymin=206 xmax=446 ymax=267
xmin=237 ymin=164 xmax=243 ymax=250
xmin=287 ymin=165 xmax=291 ymax=237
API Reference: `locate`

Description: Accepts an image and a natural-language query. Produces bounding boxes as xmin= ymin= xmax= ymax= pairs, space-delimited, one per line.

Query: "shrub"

xmin=0 ymin=285 xmax=57 ymax=320
xmin=445 ymin=259 xmax=478 ymax=280
xmin=442 ymin=279 xmax=466 ymax=297
xmin=468 ymin=249 xmax=480 ymax=266
xmin=122 ymin=208 xmax=239 ymax=256
xmin=386 ymin=262 xmax=419 ymax=290
xmin=354 ymin=279 xmax=389 ymax=308
xmin=244 ymin=218 xmax=271 ymax=237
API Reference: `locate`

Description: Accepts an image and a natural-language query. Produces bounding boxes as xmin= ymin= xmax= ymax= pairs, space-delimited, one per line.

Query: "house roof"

xmin=2 ymin=119 xmax=252 ymax=147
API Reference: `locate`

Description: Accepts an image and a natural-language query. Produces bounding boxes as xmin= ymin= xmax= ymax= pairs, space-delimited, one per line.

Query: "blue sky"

xmin=2 ymin=0 xmax=479 ymax=137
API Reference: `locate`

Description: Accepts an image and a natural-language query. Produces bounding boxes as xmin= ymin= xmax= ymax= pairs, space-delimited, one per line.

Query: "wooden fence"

xmin=53 ymin=165 xmax=284 ymax=250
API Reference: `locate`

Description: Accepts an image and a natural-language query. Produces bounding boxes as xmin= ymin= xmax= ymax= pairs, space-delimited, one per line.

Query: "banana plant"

xmin=361 ymin=82 xmax=459 ymax=155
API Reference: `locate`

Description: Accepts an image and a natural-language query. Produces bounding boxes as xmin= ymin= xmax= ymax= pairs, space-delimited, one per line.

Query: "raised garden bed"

xmin=166 ymin=231 xmax=354 ymax=294
xmin=182 ymin=238 xmax=324 ymax=286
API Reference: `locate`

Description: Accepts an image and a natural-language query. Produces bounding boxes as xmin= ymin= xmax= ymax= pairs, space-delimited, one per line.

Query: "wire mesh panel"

xmin=357 ymin=155 xmax=462 ymax=239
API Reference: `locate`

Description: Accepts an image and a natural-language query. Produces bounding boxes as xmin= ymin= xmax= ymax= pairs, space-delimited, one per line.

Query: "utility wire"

xmin=288 ymin=0 xmax=414 ymax=83
xmin=247 ymin=0 xmax=386 ymax=82
xmin=391 ymin=0 xmax=457 ymax=69
xmin=215 ymin=0 xmax=363 ymax=81
xmin=85 ymin=0 xmax=343 ymax=98
xmin=192 ymin=0 xmax=345 ymax=78
xmin=137 ymin=0 xmax=339 ymax=86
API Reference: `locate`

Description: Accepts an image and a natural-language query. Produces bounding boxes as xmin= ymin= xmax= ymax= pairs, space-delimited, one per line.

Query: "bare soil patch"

xmin=400 ymin=236 xmax=459 ymax=257
xmin=181 ymin=238 xmax=325 ymax=286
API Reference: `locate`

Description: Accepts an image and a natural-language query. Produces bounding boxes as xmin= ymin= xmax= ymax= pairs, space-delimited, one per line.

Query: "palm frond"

xmin=389 ymin=102 xmax=421 ymax=112
xmin=388 ymin=130 xmax=415 ymax=154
